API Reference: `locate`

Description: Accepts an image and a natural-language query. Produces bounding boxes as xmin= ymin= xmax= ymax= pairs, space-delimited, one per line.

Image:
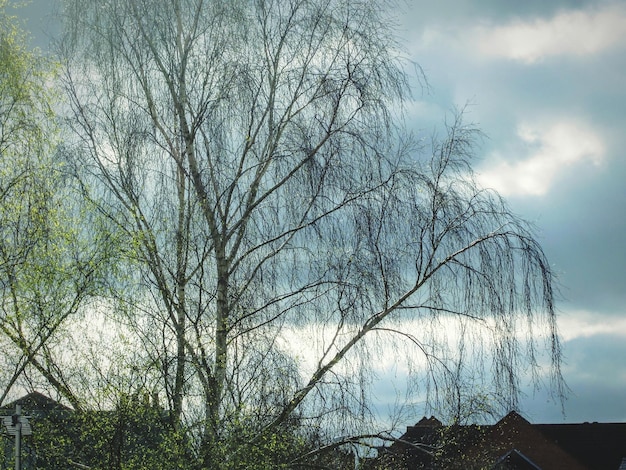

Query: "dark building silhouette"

xmin=373 ymin=411 xmax=626 ymax=469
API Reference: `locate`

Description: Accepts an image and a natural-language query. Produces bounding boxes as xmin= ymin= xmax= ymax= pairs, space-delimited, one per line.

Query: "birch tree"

xmin=60 ymin=0 xmax=563 ymax=466
xmin=0 ymin=0 xmax=114 ymax=409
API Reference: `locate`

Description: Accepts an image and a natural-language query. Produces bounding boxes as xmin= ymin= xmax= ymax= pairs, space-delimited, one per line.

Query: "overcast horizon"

xmin=13 ymin=0 xmax=626 ymax=425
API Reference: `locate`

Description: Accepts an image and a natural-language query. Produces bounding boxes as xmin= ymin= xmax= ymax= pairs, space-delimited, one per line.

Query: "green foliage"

xmin=1 ymin=400 xmax=335 ymax=470
xmin=11 ymin=399 xmax=189 ymax=470
xmin=74 ymin=400 xmax=189 ymax=470
xmin=202 ymin=419 xmax=310 ymax=470
xmin=0 ymin=0 xmax=59 ymax=388
xmin=0 ymin=2 xmax=54 ymax=238
xmin=0 ymin=0 xmax=118 ymax=409
xmin=0 ymin=0 xmax=56 ymax=156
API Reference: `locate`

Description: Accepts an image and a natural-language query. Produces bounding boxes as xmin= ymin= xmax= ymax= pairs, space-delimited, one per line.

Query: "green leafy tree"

xmin=0 ymin=0 xmax=115 ymax=409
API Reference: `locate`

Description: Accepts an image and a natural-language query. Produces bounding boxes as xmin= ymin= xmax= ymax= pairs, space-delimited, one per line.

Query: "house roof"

xmin=0 ymin=391 xmax=73 ymax=414
xmin=415 ymin=416 xmax=442 ymax=427
xmin=381 ymin=411 xmax=626 ymax=470
xmin=537 ymin=421 xmax=626 ymax=470
xmin=463 ymin=411 xmax=586 ymax=470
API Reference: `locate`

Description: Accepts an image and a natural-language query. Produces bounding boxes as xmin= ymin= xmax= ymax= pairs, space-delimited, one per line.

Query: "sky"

xmin=13 ymin=0 xmax=626 ymax=425
xmin=397 ymin=0 xmax=626 ymax=424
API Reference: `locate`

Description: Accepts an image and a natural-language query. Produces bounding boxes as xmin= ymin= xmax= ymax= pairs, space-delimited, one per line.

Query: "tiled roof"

xmin=537 ymin=421 xmax=626 ymax=470
xmin=464 ymin=411 xmax=586 ymax=469
xmin=379 ymin=411 xmax=626 ymax=470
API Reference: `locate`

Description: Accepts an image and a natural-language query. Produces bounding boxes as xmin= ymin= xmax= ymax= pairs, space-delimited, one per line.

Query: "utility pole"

xmin=2 ymin=404 xmax=32 ymax=470
xmin=13 ymin=404 xmax=21 ymax=470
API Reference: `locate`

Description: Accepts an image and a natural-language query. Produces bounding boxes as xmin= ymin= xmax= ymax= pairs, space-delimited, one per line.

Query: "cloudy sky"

xmin=398 ymin=0 xmax=626 ymax=423
xmin=14 ymin=0 xmax=626 ymax=424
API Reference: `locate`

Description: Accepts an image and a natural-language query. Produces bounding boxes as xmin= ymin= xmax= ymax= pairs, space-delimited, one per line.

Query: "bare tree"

xmin=59 ymin=0 xmax=562 ymax=466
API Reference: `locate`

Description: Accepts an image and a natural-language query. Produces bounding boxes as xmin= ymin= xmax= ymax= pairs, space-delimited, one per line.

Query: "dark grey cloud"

xmin=516 ymin=163 xmax=626 ymax=314
xmin=560 ymin=334 xmax=626 ymax=421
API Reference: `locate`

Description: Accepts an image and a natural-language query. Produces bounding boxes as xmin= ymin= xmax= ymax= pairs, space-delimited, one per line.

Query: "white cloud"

xmin=477 ymin=120 xmax=606 ymax=196
xmin=558 ymin=310 xmax=626 ymax=342
xmin=474 ymin=3 xmax=626 ymax=63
